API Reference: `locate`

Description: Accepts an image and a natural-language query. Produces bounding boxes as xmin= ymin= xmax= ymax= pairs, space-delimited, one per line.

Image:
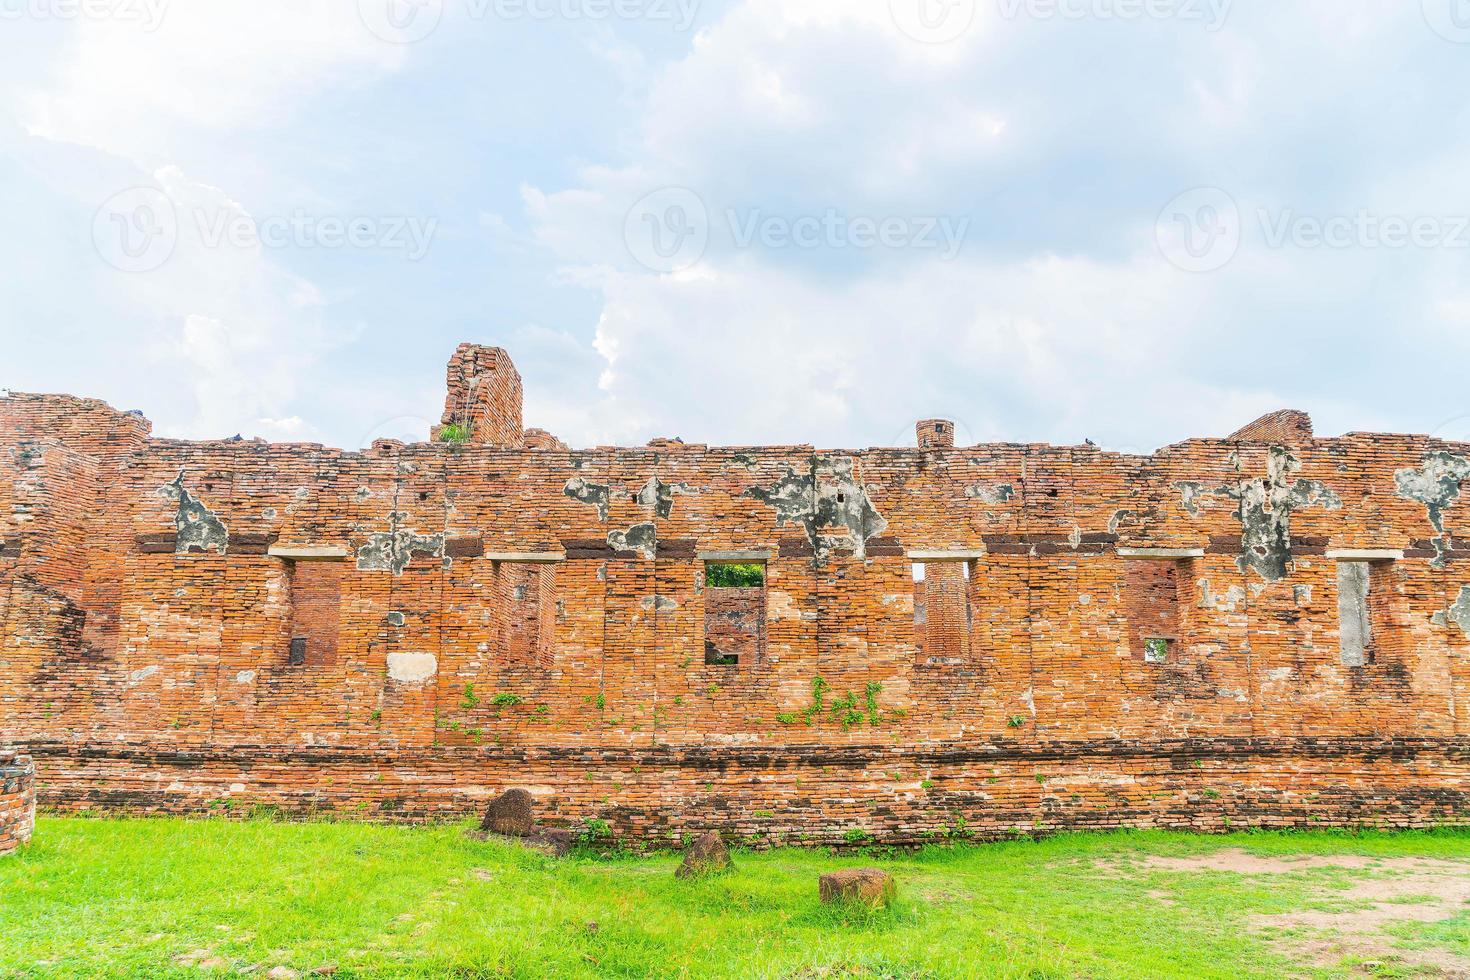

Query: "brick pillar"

xmin=434 ymin=344 xmax=525 ymax=447
xmin=0 ymin=751 xmax=35 ymax=856
xmin=916 ymin=419 xmax=954 ymax=450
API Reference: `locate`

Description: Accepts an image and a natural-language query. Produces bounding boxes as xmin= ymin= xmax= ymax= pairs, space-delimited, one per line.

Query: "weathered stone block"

xmin=819 ymin=868 xmax=894 ymax=907
xmin=479 ymin=788 xmax=535 ymax=838
xmin=675 ymin=831 xmax=731 ymax=878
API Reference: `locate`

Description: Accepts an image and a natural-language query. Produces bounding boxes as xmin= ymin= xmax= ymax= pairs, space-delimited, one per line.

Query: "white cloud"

xmin=522 ymin=0 xmax=1470 ymax=453
xmin=16 ymin=2 xmax=401 ymax=166
xmin=0 ymin=2 xmax=408 ymax=444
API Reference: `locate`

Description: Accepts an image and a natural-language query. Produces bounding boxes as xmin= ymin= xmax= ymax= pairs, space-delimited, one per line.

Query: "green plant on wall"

xmin=786 ymin=676 xmax=900 ymax=731
xmin=438 ymin=422 xmax=471 ymax=444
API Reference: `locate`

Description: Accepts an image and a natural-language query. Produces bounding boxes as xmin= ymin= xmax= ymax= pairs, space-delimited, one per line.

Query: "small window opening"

xmin=1143 ymin=637 xmax=1171 ymax=664
xmin=704 ymin=562 xmax=766 ymax=666
xmin=913 ymin=561 xmax=972 ymax=665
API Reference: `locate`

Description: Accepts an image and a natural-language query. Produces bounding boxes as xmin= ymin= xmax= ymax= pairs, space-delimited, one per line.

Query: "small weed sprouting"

xmin=438 ymin=422 xmax=471 ymax=444
xmin=579 ymin=818 xmax=613 ymax=846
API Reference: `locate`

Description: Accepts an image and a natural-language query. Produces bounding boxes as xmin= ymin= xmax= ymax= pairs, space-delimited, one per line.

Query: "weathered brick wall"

xmin=0 ymin=751 xmax=35 ymax=855
xmin=4 ymin=346 xmax=1470 ymax=844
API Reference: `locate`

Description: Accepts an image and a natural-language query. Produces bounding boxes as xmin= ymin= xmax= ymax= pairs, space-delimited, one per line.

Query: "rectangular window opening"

xmin=286 ymin=559 xmax=342 ymax=667
xmin=1122 ymin=559 xmax=1186 ymax=665
xmin=498 ymin=562 xmax=557 ymax=669
xmin=913 ymin=561 xmax=972 ymax=665
xmin=703 ymin=562 xmax=766 ymax=666
xmin=1337 ymin=560 xmax=1375 ymax=667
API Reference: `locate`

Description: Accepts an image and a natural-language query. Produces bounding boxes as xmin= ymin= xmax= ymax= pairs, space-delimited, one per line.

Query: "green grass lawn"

xmin=4 ymin=818 xmax=1470 ymax=978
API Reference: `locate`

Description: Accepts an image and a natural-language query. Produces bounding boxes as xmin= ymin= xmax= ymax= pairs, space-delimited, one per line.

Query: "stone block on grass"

xmin=819 ymin=868 xmax=895 ymax=908
xmin=676 ymin=831 xmax=732 ymax=878
xmin=479 ymin=788 xmax=535 ymax=837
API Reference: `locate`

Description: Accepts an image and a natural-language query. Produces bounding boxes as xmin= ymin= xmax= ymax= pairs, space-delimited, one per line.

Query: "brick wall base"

xmin=20 ymin=738 xmax=1470 ymax=847
xmin=0 ymin=751 xmax=36 ymax=855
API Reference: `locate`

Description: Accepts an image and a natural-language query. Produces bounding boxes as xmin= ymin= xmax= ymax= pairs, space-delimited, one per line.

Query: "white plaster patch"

xmin=767 ymin=589 xmax=802 ymax=620
xmin=1046 ymin=772 xmax=1136 ymax=787
xmin=129 ymin=665 xmax=158 ymax=684
xmin=387 ymin=651 xmax=437 ymax=684
xmin=235 ymin=670 xmax=256 ymax=684
xmin=706 ymin=733 xmax=760 ymax=745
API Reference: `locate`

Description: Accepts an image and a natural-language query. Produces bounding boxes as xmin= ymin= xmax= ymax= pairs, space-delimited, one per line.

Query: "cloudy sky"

xmin=4 ymin=0 xmax=1470 ymax=453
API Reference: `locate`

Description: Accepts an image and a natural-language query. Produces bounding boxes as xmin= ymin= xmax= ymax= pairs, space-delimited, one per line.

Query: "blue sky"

xmin=4 ymin=0 xmax=1470 ymax=453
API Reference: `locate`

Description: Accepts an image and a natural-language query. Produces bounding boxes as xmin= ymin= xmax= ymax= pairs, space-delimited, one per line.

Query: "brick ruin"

xmin=0 ymin=751 xmax=35 ymax=855
xmin=3 ymin=343 xmax=1470 ymax=846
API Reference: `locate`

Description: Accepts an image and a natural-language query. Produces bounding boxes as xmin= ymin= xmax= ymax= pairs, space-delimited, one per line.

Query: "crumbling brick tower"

xmin=3 ymin=342 xmax=1470 ymax=847
xmin=433 ymin=343 xmax=524 ymax=446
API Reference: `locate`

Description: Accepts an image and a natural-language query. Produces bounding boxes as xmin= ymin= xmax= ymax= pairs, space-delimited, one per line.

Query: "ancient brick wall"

xmin=4 ymin=345 xmax=1470 ymax=844
xmin=0 ymin=751 xmax=35 ymax=855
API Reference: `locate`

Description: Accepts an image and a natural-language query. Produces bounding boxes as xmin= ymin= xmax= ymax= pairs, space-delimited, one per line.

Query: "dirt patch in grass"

xmin=1138 ymin=850 xmax=1467 ymax=876
xmin=1136 ymin=850 xmax=1470 ymax=976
